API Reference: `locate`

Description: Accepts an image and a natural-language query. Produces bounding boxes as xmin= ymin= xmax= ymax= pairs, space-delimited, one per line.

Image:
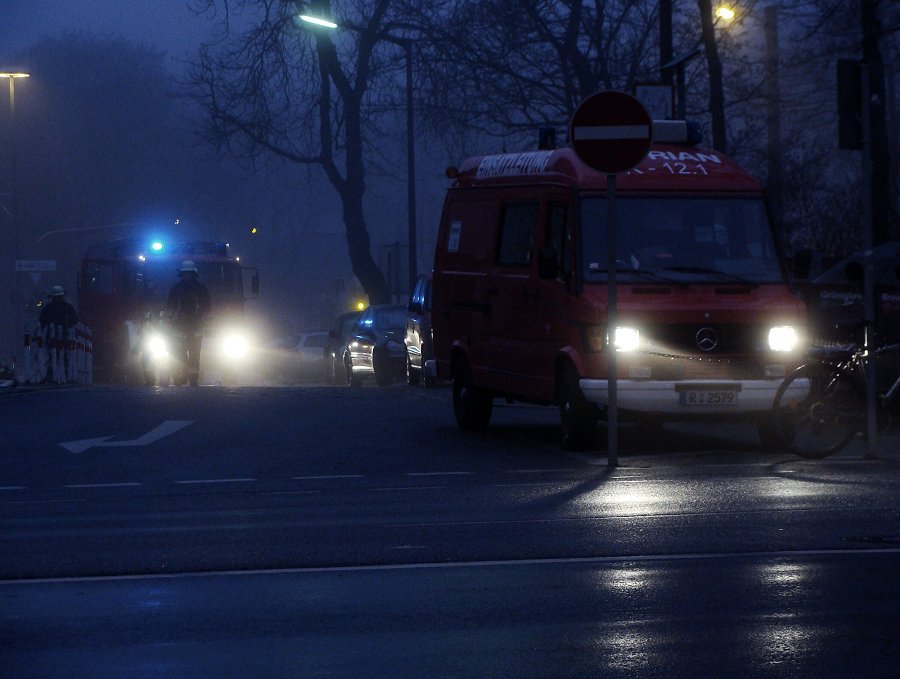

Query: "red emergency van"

xmin=79 ymin=238 xmax=259 ymax=384
xmin=431 ymin=124 xmax=806 ymax=449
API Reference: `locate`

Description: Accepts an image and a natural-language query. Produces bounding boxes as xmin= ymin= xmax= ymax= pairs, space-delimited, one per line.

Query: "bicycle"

xmin=771 ymin=339 xmax=900 ymax=459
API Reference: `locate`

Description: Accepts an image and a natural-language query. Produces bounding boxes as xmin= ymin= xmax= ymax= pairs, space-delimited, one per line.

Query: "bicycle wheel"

xmin=772 ymin=363 xmax=862 ymax=459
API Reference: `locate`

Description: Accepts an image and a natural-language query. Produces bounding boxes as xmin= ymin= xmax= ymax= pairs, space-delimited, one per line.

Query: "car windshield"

xmin=339 ymin=315 xmax=361 ymax=338
xmin=579 ymin=197 xmax=783 ymax=285
xmin=360 ymin=307 xmax=407 ymax=331
xmin=814 ymin=241 xmax=900 ymax=286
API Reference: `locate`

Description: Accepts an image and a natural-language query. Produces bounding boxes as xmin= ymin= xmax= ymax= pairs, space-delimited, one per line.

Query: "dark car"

xmin=405 ymin=273 xmax=435 ymax=386
xmin=803 ymin=241 xmax=900 ymax=347
xmin=344 ymin=304 xmax=408 ymax=387
xmin=324 ymin=311 xmax=362 ymax=384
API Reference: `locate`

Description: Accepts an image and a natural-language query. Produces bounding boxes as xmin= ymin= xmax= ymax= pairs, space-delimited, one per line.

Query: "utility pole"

xmin=660 ymin=0 xmax=673 ymax=86
xmin=764 ymin=5 xmax=783 ymax=229
xmin=697 ymin=0 xmax=727 ymax=153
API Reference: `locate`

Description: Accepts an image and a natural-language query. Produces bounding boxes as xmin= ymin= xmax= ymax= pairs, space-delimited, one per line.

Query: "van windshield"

xmin=134 ymin=260 xmax=243 ymax=302
xmin=580 ymin=197 xmax=783 ymax=285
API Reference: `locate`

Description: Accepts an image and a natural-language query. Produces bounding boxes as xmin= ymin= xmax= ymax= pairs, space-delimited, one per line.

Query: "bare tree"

xmin=188 ymin=0 xmax=420 ymax=305
xmin=408 ymin=0 xmax=659 ymax=151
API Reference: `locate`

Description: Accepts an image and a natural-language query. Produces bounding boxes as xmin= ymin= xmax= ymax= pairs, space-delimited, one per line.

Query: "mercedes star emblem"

xmin=695 ymin=327 xmax=719 ymax=352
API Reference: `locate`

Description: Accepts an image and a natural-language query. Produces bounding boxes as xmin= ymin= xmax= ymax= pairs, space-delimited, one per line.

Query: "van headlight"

xmin=581 ymin=325 xmax=641 ymax=352
xmin=222 ymin=333 xmax=249 ymax=360
xmin=768 ymin=326 xmax=799 ymax=353
xmin=146 ymin=333 xmax=169 ymax=360
xmin=614 ymin=326 xmax=641 ymax=352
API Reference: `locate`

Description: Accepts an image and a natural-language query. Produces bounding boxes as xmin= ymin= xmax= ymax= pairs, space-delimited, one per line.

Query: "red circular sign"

xmin=569 ymin=91 xmax=653 ymax=174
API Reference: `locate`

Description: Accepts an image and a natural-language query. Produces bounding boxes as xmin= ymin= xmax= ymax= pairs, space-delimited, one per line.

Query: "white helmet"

xmin=179 ymin=260 xmax=198 ymax=274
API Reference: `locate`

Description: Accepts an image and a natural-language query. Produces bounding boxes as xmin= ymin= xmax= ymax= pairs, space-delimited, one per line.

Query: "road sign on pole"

xmin=569 ymin=90 xmax=653 ymax=174
xmin=569 ymin=91 xmax=653 ymax=468
xmin=16 ymin=260 xmax=56 ymax=272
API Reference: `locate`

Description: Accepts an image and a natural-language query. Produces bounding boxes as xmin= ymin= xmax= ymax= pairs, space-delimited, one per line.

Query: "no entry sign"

xmin=569 ymin=91 xmax=653 ymax=174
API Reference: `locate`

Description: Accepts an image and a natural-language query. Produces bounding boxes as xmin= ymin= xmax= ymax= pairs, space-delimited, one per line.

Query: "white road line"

xmin=5 ymin=547 xmax=900 ymax=585
xmin=64 ymin=483 xmax=142 ymax=489
xmin=0 ymin=486 xmax=26 ymax=491
xmin=508 ymin=468 xmax=579 ymax=474
xmin=406 ymin=472 xmax=474 ymax=477
xmin=371 ymin=486 xmax=447 ymax=492
xmin=292 ymin=475 xmax=364 ymax=480
xmin=175 ymin=478 xmax=257 ymax=485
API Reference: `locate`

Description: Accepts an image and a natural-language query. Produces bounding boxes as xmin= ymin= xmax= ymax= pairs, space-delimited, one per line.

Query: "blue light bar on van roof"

xmin=150 ymin=241 xmax=164 ymax=252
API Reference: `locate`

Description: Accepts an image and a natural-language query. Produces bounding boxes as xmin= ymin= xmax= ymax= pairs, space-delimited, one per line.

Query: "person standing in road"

xmin=39 ymin=285 xmax=79 ymax=333
xmin=167 ymin=260 xmax=211 ymax=386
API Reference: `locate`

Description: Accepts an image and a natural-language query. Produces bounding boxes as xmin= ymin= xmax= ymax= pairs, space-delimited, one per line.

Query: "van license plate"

xmin=678 ymin=390 xmax=739 ymax=406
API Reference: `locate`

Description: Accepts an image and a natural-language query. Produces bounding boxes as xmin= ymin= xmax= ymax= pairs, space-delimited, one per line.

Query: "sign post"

xmin=569 ymin=91 xmax=652 ymax=467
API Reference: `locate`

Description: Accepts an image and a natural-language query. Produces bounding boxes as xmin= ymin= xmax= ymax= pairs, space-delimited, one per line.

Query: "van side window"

xmin=497 ymin=202 xmax=538 ymax=267
xmin=546 ymin=201 xmax=571 ymax=277
xmin=85 ymin=263 xmax=114 ymax=294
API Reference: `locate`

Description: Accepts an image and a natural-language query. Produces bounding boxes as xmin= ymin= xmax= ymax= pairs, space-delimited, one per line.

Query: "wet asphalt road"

xmin=1 ymin=383 xmax=899 ymax=677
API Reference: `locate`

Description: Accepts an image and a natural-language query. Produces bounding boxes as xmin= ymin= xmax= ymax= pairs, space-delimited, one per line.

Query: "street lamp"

xmin=1 ymin=71 xmax=30 ymax=362
xmin=298 ymin=14 xmax=418 ymax=292
xmin=1 ymin=72 xmax=29 ymax=247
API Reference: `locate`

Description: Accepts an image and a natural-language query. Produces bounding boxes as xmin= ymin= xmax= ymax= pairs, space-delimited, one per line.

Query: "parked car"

xmin=405 ymin=273 xmax=435 ymax=386
xmin=324 ymin=311 xmax=362 ymax=384
xmin=344 ymin=304 xmax=408 ymax=387
xmin=802 ymin=241 xmax=900 ymax=347
xmin=263 ymin=331 xmax=329 ymax=383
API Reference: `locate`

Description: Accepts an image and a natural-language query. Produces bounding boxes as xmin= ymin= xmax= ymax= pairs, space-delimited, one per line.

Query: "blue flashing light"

xmin=151 ymin=241 xmax=164 ymax=252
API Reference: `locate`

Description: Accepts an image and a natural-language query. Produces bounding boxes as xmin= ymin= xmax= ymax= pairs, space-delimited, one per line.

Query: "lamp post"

xmin=1 ymin=72 xmax=29 ymax=251
xmin=1 ymin=71 xmax=30 ymax=362
xmin=660 ymin=4 xmax=731 ymax=151
xmin=298 ymin=15 xmax=418 ymax=292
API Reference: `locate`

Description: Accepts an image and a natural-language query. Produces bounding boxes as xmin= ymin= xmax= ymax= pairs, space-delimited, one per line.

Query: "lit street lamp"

xmin=298 ymin=14 xmax=418 ymax=293
xmin=1 ymin=72 xmax=29 ymax=247
xmin=1 ymin=71 xmax=30 ymax=360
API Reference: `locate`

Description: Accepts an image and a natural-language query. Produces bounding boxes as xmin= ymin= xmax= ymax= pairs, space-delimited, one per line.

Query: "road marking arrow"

xmin=60 ymin=420 xmax=194 ymax=453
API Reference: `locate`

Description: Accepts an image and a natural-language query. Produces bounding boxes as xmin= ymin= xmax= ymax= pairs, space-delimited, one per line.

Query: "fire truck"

xmin=78 ymin=238 xmax=259 ymax=384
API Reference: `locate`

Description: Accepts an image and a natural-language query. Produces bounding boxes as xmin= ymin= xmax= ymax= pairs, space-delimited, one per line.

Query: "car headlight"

xmin=222 ymin=333 xmax=249 ymax=359
xmin=146 ymin=333 xmax=169 ymax=360
xmin=768 ymin=326 xmax=799 ymax=353
xmin=614 ymin=327 xmax=641 ymax=352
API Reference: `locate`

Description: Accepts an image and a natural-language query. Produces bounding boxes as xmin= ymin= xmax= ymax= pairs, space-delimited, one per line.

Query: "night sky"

xmin=1 ymin=0 xmax=208 ymax=63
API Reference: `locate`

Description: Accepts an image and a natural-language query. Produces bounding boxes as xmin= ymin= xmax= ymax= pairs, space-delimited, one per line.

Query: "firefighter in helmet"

xmin=167 ymin=260 xmax=211 ymax=386
xmin=39 ymin=285 xmax=79 ymax=333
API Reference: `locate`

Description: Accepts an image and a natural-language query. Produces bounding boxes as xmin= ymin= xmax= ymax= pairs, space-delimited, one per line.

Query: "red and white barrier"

xmin=22 ymin=323 xmax=93 ymax=385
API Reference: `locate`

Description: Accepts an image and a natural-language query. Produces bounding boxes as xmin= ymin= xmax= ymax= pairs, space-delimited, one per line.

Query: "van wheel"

xmin=559 ymin=364 xmax=598 ymax=450
xmin=453 ymin=359 xmax=492 ymax=430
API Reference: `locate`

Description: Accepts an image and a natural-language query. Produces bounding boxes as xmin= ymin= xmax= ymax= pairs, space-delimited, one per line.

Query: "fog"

xmin=0 ymin=5 xmax=446 ymax=361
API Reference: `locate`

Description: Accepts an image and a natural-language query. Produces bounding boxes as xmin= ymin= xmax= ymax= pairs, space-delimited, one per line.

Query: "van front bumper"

xmin=579 ymin=378 xmax=802 ymax=415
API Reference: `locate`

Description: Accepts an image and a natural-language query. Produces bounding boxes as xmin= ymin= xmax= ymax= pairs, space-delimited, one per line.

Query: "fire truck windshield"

xmin=136 ymin=260 xmax=242 ymax=302
xmin=580 ymin=197 xmax=783 ymax=285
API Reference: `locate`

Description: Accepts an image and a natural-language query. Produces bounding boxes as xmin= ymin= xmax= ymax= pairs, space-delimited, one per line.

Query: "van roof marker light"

xmin=652 ymin=120 xmax=703 ymax=145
